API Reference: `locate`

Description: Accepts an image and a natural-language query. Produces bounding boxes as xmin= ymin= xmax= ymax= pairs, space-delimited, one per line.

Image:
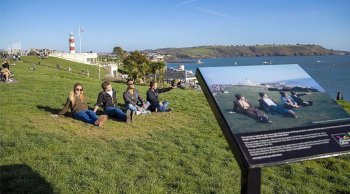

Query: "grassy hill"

xmin=1 ymin=56 xmax=350 ymax=193
xmin=144 ymin=44 xmax=350 ymax=60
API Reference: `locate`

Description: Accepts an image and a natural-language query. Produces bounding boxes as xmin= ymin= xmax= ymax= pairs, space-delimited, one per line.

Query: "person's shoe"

xmin=289 ymin=111 xmax=297 ymax=118
xmin=136 ymin=111 xmax=141 ymax=115
xmin=166 ymin=108 xmax=173 ymax=112
xmin=126 ymin=110 xmax=132 ymax=123
xmin=95 ymin=115 xmax=108 ymax=126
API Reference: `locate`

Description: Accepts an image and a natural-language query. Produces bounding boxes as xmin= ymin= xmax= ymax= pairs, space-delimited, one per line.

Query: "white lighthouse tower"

xmin=69 ymin=33 xmax=76 ymax=54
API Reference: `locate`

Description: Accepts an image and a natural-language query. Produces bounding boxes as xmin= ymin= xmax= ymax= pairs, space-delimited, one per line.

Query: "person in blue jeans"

xmin=94 ymin=81 xmax=133 ymax=123
xmin=279 ymin=91 xmax=300 ymax=109
xmin=258 ymin=92 xmax=297 ymax=118
xmin=123 ymin=80 xmax=150 ymax=115
xmin=59 ymin=83 xmax=108 ymax=126
xmin=147 ymin=80 xmax=175 ymax=112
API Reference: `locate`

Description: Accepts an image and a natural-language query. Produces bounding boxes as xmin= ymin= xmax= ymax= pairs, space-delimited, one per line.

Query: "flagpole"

xmin=79 ymin=25 xmax=82 ymax=53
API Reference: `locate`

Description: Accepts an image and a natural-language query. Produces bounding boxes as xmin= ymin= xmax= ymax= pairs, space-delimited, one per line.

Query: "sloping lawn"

xmin=0 ymin=56 xmax=349 ymax=193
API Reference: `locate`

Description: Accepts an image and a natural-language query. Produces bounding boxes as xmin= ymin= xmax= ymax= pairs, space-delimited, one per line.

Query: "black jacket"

xmin=95 ymin=89 xmax=117 ymax=108
xmin=147 ymin=87 xmax=172 ymax=107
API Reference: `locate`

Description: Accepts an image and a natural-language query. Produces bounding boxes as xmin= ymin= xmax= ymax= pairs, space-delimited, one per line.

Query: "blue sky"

xmin=199 ymin=64 xmax=318 ymax=85
xmin=1 ymin=0 xmax=350 ymax=52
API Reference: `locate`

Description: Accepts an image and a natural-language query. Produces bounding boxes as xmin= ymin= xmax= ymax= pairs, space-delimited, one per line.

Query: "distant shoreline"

xmin=144 ymin=44 xmax=350 ymax=60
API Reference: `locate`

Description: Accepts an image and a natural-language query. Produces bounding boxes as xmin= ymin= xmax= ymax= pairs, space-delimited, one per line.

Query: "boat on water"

xmin=262 ymin=60 xmax=272 ymax=65
xmin=196 ymin=59 xmax=203 ymax=64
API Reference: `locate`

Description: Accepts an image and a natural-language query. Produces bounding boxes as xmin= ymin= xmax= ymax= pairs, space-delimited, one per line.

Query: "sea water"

xmin=167 ymin=55 xmax=350 ymax=100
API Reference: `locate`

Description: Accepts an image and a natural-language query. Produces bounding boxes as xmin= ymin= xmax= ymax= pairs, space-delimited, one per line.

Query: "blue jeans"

xmin=156 ymin=101 xmax=169 ymax=112
xmin=270 ymin=105 xmax=292 ymax=116
xmin=126 ymin=102 xmax=150 ymax=112
xmin=104 ymin=106 xmax=126 ymax=121
xmin=73 ymin=110 xmax=98 ymax=125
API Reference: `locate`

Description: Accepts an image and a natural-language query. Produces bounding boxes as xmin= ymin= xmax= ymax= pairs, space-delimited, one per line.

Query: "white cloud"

xmin=175 ymin=0 xmax=198 ymax=8
xmin=196 ymin=7 xmax=239 ymax=21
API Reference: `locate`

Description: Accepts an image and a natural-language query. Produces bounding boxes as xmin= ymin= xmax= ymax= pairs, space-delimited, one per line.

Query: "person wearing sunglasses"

xmin=94 ymin=81 xmax=133 ymax=123
xmin=59 ymin=83 xmax=108 ymax=126
xmin=123 ymin=79 xmax=150 ymax=115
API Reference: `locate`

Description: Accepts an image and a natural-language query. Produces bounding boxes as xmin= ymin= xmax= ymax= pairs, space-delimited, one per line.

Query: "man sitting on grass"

xmin=279 ymin=91 xmax=300 ymax=109
xmin=290 ymin=91 xmax=313 ymax=106
xmin=123 ymin=79 xmax=150 ymax=115
xmin=94 ymin=81 xmax=133 ymax=123
xmin=233 ymin=94 xmax=271 ymax=123
xmin=147 ymin=80 xmax=175 ymax=112
xmin=259 ymin=92 xmax=297 ymax=118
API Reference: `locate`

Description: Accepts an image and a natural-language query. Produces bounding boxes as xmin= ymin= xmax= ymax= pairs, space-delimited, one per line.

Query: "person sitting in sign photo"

xmin=233 ymin=94 xmax=271 ymax=123
xmin=279 ymin=91 xmax=300 ymax=109
xmin=290 ymin=91 xmax=313 ymax=106
xmin=258 ymin=92 xmax=297 ymax=118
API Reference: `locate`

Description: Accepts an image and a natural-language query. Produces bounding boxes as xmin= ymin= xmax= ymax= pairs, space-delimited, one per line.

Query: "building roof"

xmin=164 ymin=70 xmax=195 ymax=80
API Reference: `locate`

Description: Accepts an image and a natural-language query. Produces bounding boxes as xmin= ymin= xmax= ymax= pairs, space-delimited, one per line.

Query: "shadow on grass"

xmin=37 ymin=105 xmax=63 ymax=115
xmin=0 ymin=164 xmax=54 ymax=193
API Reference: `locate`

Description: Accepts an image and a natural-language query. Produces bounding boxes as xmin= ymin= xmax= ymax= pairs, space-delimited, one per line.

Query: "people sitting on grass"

xmin=94 ymin=81 xmax=133 ymax=123
xmin=279 ymin=91 xmax=300 ymax=109
xmin=259 ymin=92 xmax=297 ymax=118
xmin=233 ymin=94 xmax=271 ymax=123
xmin=1 ymin=60 xmax=12 ymax=82
xmin=59 ymin=83 xmax=108 ymax=126
xmin=123 ymin=79 xmax=150 ymax=115
xmin=290 ymin=91 xmax=313 ymax=106
xmin=147 ymin=80 xmax=175 ymax=112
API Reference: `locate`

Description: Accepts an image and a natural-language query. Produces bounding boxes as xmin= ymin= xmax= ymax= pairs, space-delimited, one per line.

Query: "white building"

xmin=103 ymin=63 xmax=118 ymax=77
xmin=48 ymin=33 xmax=98 ymax=65
xmin=50 ymin=52 xmax=98 ymax=65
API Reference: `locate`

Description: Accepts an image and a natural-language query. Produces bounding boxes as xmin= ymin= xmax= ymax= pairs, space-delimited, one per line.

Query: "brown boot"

xmin=95 ymin=115 xmax=108 ymax=126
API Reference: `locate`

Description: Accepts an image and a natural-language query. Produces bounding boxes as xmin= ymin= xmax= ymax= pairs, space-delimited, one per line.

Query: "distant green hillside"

xmin=1 ymin=56 xmax=350 ymax=193
xmin=144 ymin=44 xmax=349 ymax=59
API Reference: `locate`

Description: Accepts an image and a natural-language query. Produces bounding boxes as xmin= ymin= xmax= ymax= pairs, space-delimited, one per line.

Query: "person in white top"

xmin=258 ymin=92 xmax=297 ymax=118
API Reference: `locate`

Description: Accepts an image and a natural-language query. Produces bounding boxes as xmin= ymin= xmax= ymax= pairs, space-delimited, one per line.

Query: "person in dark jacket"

xmin=147 ymin=80 xmax=175 ymax=112
xmin=259 ymin=92 xmax=297 ymax=118
xmin=336 ymin=91 xmax=344 ymax=101
xmin=123 ymin=80 xmax=150 ymax=115
xmin=233 ymin=94 xmax=270 ymax=123
xmin=279 ymin=91 xmax=300 ymax=109
xmin=290 ymin=91 xmax=313 ymax=106
xmin=59 ymin=83 xmax=108 ymax=126
xmin=94 ymin=81 xmax=132 ymax=123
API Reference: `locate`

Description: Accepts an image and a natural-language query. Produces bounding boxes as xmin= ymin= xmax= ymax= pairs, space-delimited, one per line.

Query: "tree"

xmin=149 ymin=61 xmax=166 ymax=82
xmin=123 ymin=51 xmax=149 ymax=82
xmin=112 ymin=46 xmax=127 ymax=64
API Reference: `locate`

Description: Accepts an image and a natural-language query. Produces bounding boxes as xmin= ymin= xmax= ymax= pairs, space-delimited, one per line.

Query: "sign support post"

xmin=241 ymin=167 xmax=261 ymax=194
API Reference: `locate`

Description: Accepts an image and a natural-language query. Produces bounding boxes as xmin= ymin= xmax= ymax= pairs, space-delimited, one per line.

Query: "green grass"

xmin=1 ymin=56 xmax=350 ymax=193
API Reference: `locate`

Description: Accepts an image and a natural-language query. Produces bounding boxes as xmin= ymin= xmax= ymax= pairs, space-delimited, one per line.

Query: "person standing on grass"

xmin=123 ymin=79 xmax=150 ymax=115
xmin=59 ymin=83 xmax=108 ymax=126
xmin=94 ymin=81 xmax=133 ymax=123
xmin=146 ymin=80 xmax=175 ymax=112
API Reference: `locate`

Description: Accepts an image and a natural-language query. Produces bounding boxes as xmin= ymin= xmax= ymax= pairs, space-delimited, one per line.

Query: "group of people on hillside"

xmin=58 ymin=80 xmax=176 ymax=126
xmin=233 ymin=91 xmax=313 ymax=123
xmin=0 ymin=60 xmax=14 ymax=82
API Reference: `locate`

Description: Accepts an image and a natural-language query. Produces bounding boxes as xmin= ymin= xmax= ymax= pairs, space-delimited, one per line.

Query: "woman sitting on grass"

xmin=59 ymin=83 xmax=108 ymax=126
